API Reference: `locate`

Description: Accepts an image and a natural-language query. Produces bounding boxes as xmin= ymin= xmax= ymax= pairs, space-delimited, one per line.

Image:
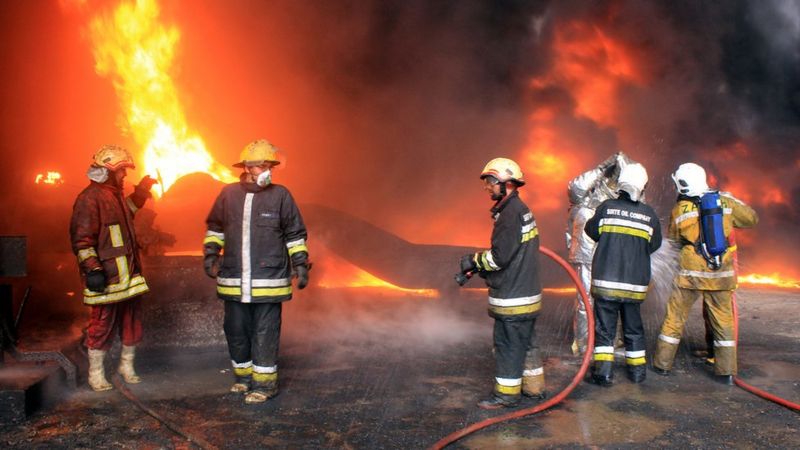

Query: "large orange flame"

xmin=550 ymin=21 xmax=644 ymax=126
xmin=515 ymin=20 xmax=645 ymax=212
xmin=88 ymin=0 xmax=236 ymax=197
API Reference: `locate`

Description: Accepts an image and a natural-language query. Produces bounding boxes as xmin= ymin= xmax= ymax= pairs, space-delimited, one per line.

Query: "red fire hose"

xmin=431 ymin=246 xmax=595 ymax=449
xmin=729 ymin=233 xmax=799 ymax=411
xmin=732 ymin=293 xmax=800 ymax=411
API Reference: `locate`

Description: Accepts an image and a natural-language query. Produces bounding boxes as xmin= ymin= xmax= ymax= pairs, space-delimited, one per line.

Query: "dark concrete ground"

xmin=1 ymin=284 xmax=798 ymax=449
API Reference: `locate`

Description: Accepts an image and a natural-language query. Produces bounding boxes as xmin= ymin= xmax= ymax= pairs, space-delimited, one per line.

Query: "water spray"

xmin=431 ymin=246 xmax=595 ymax=449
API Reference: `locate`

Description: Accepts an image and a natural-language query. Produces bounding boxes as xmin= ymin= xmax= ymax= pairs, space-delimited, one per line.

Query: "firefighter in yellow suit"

xmin=652 ymin=163 xmax=758 ymax=384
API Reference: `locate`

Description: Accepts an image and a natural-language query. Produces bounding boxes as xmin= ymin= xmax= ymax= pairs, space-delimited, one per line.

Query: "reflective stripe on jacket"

xmin=671 ymin=193 xmax=758 ymax=290
xmin=204 ymin=181 xmax=308 ymax=303
xmin=70 ymin=181 xmax=150 ymax=305
xmin=584 ymin=194 xmax=662 ymax=302
xmin=475 ymin=191 xmax=543 ymax=320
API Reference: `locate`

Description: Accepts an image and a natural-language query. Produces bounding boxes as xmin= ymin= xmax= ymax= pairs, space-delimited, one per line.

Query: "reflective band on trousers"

xmin=594 ymin=346 xmax=614 ymax=361
xmin=680 ymin=270 xmax=736 ymax=279
xmin=714 ymin=340 xmax=736 ymax=347
xmin=253 ymin=365 xmax=278 ymax=383
xmin=253 ymin=364 xmax=277 ymax=374
xmin=523 ymin=367 xmax=543 ymax=377
xmin=495 ymin=377 xmax=522 ymax=386
xmin=232 ymin=360 xmax=253 ymax=377
xmin=659 ymin=334 xmax=680 ymax=344
xmin=625 ymin=350 xmax=646 ymax=365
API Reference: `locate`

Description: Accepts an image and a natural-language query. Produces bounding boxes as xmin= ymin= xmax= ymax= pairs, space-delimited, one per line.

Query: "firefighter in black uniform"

xmin=203 ymin=139 xmax=309 ymax=404
xmin=584 ymin=163 xmax=661 ymax=385
xmin=458 ymin=157 xmax=545 ymax=409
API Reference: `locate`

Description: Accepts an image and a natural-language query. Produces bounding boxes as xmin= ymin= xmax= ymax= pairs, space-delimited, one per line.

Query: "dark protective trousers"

xmin=86 ymin=299 xmax=142 ymax=350
xmin=593 ymin=299 xmax=646 ymax=375
xmin=493 ymin=318 xmax=538 ymax=398
xmin=223 ymin=301 xmax=282 ymax=390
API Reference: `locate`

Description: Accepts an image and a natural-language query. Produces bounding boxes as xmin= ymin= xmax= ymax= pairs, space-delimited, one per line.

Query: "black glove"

xmin=86 ymin=270 xmax=107 ymax=293
xmin=295 ymin=264 xmax=309 ymax=289
xmin=204 ymin=254 xmax=219 ymax=278
xmin=136 ymin=175 xmax=159 ymax=192
xmin=460 ymin=254 xmax=478 ymax=274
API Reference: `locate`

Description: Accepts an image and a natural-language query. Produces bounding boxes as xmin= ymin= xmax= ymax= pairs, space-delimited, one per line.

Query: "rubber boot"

xmin=627 ymin=365 xmax=646 ymax=383
xmin=88 ymin=349 xmax=113 ymax=392
xmin=522 ymin=371 xmax=547 ymax=399
xmin=118 ymin=345 xmax=142 ymax=384
xmin=230 ymin=380 xmax=251 ymax=393
xmin=477 ymin=393 xmax=519 ymax=410
xmin=716 ymin=375 xmax=734 ymax=386
xmin=591 ymin=361 xmax=614 ymax=386
xmin=244 ymin=387 xmax=278 ymax=404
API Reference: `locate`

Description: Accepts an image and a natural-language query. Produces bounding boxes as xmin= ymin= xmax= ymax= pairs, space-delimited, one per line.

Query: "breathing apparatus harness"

xmin=686 ymin=191 xmax=728 ymax=270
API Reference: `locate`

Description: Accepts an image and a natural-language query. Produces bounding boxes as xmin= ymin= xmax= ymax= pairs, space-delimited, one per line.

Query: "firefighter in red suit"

xmin=70 ymin=145 xmax=157 ymax=391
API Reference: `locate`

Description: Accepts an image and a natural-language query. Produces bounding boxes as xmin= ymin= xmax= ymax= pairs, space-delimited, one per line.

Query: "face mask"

xmin=87 ymin=166 xmax=109 ymax=183
xmin=256 ymin=169 xmax=272 ymax=187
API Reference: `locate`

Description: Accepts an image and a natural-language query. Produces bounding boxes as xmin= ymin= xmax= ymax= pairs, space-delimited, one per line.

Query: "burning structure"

xmin=0 ymin=0 xmax=798 ymax=446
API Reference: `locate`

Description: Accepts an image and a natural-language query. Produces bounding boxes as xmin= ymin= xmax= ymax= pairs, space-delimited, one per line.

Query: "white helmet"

xmin=617 ymin=163 xmax=648 ymax=202
xmin=672 ymin=162 xmax=708 ymax=197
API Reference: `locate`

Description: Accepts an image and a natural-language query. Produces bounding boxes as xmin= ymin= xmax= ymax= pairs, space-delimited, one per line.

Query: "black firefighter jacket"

xmin=204 ymin=181 xmax=308 ymax=303
xmin=584 ymin=193 xmax=662 ymax=302
xmin=472 ymin=191 xmax=543 ymax=321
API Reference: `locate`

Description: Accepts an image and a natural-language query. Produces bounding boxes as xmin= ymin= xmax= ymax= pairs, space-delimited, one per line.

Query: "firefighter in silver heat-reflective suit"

xmin=566 ymin=152 xmax=633 ymax=355
xmin=203 ymin=139 xmax=309 ymax=404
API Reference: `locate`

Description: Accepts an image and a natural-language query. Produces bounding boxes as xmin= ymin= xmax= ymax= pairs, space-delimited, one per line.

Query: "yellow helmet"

xmin=234 ymin=139 xmax=281 ymax=168
xmin=480 ymin=157 xmax=525 ymax=186
xmin=92 ymin=145 xmax=135 ymax=171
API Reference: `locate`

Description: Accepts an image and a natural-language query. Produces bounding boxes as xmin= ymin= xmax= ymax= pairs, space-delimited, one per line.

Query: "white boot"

xmin=118 ymin=345 xmax=142 ymax=384
xmin=88 ymin=349 xmax=113 ymax=392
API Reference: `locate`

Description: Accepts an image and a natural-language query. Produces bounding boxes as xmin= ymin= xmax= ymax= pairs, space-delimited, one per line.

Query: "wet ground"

xmin=1 ymin=285 xmax=798 ymax=449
